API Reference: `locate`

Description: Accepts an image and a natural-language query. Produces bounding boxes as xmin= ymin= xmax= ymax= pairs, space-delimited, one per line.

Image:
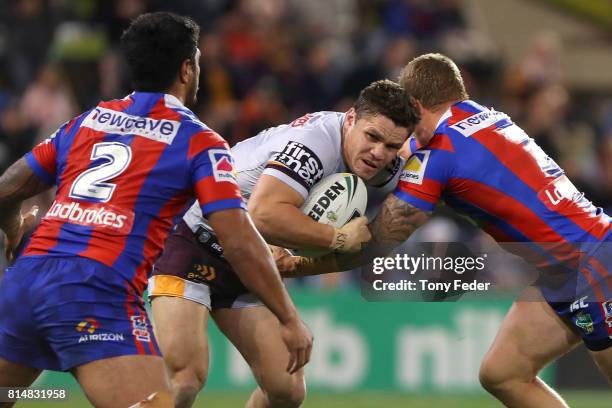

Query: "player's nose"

xmin=369 ymin=143 xmax=386 ymax=161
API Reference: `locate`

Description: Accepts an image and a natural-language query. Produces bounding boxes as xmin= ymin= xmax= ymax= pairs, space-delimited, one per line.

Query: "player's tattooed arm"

xmin=275 ymin=195 xmax=430 ymax=277
xmin=369 ymin=194 xmax=430 ymax=246
xmin=0 ymin=158 xmax=48 ymax=260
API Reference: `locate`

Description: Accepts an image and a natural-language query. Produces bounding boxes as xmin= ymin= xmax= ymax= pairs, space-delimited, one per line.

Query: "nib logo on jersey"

xmin=45 ymin=200 xmax=134 ymax=234
xmin=273 ymin=141 xmax=323 ymax=188
xmin=209 ymin=149 xmax=237 ymax=183
xmin=76 ymin=318 xmax=125 ymax=344
xmin=400 ymin=150 xmax=430 ymax=185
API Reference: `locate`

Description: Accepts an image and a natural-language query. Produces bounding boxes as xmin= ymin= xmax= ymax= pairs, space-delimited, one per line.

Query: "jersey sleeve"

xmin=24 ymin=120 xmax=74 ymax=185
xmin=261 ymin=127 xmax=333 ymax=199
xmin=394 ymin=148 xmax=453 ymax=211
xmin=188 ymin=130 xmax=246 ymax=216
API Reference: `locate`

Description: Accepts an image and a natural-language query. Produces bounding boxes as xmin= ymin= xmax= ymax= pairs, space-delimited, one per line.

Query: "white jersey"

xmin=183 ymin=111 xmax=403 ymax=232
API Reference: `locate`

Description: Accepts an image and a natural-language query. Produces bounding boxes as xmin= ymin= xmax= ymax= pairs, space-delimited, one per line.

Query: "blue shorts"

xmin=0 ymin=256 xmax=160 ymax=371
xmin=544 ymin=237 xmax=612 ymax=351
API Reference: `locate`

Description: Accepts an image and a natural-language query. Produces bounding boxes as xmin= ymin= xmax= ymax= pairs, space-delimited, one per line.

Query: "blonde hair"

xmin=399 ymin=53 xmax=468 ymax=110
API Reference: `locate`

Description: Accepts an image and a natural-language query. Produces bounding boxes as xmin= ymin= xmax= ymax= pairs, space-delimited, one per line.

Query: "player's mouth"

xmin=361 ymin=158 xmax=379 ymax=171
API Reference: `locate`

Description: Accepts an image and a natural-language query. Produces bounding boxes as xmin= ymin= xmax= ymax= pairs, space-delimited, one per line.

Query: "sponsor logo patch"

xmin=400 ymin=150 xmax=430 ymax=185
xmin=569 ymin=296 xmax=588 ymax=312
xmin=82 ymin=107 xmax=180 ymax=144
xmin=449 ymin=110 xmax=510 ymax=137
xmin=45 ymin=200 xmax=134 ymax=234
xmin=271 ymin=142 xmax=324 ymax=188
xmin=603 ymin=301 xmax=612 ymax=317
xmin=307 ymin=180 xmax=346 ymax=221
xmin=209 ymin=149 xmax=238 ymax=183
xmin=76 ymin=318 xmax=125 ymax=343
xmin=575 ymin=313 xmax=594 ymax=334
xmin=290 ymin=113 xmax=314 ymax=127
xmin=130 ymin=315 xmax=151 ymax=343
xmin=76 ymin=318 xmax=99 ymax=334
xmin=187 ymin=264 xmax=217 ymax=283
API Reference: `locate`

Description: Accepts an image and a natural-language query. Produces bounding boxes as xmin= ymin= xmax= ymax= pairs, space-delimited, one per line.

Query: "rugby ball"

xmin=299 ymin=173 xmax=367 ymax=256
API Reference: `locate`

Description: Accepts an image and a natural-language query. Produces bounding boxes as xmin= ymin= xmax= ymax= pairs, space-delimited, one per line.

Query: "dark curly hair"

xmin=354 ymin=79 xmax=420 ymax=131
xmin=121 ymin=12 xmax=200 ymax=92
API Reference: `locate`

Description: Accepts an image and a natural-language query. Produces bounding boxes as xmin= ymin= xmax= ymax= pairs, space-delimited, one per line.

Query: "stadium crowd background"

xmin=2 ymin=0 xmax=611 ymax=287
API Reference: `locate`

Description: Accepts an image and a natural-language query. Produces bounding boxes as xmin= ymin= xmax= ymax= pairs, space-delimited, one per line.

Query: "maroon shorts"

xmin=148 ymin=220 xmax=260 ymax=309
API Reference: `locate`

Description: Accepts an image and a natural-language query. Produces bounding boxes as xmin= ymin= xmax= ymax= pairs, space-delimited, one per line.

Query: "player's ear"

xmin=179 ymin=59 xmax=194 ymax=84
xmin=345 ymin=107 xmax=356 ymax=127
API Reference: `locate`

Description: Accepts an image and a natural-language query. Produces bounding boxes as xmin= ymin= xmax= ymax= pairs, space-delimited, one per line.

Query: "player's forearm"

xmin=252 ymin=203 xmax=335 ymax=249
xmin=369 ymin=194 xmax=429 ymax=246
xmin=282 ymin=241 xmax=390 ymax=278
xmin=0 ymin=158 xmax=47 ymax=231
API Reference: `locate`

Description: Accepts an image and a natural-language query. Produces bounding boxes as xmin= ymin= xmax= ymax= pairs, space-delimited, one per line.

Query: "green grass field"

xmin=15 ymin=391 xmax=612 ymax=407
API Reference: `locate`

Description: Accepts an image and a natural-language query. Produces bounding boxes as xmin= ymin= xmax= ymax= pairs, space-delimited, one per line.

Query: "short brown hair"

xmin=399 ymin=53 xmax=468 ymax=110
xmin=354 ymin=79 xmax=420 ymax=130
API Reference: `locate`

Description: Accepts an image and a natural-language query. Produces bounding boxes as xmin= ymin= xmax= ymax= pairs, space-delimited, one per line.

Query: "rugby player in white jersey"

xmin=147 ymin=79 xmax=420 ymax=407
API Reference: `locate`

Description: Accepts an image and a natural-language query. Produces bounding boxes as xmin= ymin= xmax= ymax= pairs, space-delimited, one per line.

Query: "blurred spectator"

xmin=19 ymin=64 xmax=78 ymax=140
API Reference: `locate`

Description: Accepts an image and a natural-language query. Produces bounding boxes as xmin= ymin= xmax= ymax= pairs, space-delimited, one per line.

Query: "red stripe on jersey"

xmin=148 ymin=96 xmax=182 ymax=121
xmin=31 ymin=141 xmax=58 ymax=176
xmin=397 ymin=178 xmax=442 ymax=204
xmin=580 ymin=264 xmax=606 ymax=303
xmin=31 ymin=114 xmax=79 ymax=177
xmin=56 ymin=128 xmax=108 ymax=197
xmin=473 ymin=128 xmax=609 ymax=240
xmin=79 ymin=136 xmax=167 ymax=266
xmin=188 ymin=131 xmax=227 ymax=160
xmin=130 ymin=190 xmax=192 ymax=295
xmin=25 ymin=128 xmax=107 ymax=255
xmin=471 ymin=125 xmax=550 ymax=193
xmin=447 ymin=106 xmax=475 ymax=125
xmin=23 ymin=219 xmax=64 ymax=256
xmin=123 ymin=286 xmax=147 ymax=355
xmin=587 ymin=257 xmax=611 ymax=286
xmin=428 ymin=134 xmax=455 ymax=153
xmin=98 ymin=96 xmax=133 ymax=112
xmin=482 ymin=223 xmax=516 ymax=242
xmin=449 ymin=177 xmax=582 ymax=264
xmin=195 ymin=176 xmax=242 ymax=206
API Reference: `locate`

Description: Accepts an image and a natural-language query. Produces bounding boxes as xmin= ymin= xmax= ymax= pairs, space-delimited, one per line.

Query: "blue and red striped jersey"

xmin=395 ymin=100 xmax=610 ymax=266
xmin=23 ymin=92 xmax=245 ymax=293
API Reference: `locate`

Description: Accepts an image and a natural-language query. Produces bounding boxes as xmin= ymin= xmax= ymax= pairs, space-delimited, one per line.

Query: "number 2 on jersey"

xmin=69 ymin=142 xmax=132 ymax=202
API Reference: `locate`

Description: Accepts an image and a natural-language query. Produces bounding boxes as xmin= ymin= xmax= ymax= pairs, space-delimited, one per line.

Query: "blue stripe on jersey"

xmin=443 ymin=127 xmax=601 ymax=243
xmin=47 ymin=224 xmax=95 ymax=256
xmin=55 ymin=112 xmax=92 ymax=186
xmin=124 ymin=93 xmax=163 ymax=117
xmin=421 ymin=148 xmax=454 ymax=183
xmin=109 ymin=122 xmax=193 ymax=280
xmin=444 ymin=195 xmax=562 ymax=266
xmin=25 ymin=153 xmax=54 ymax=185
xmin=453 ymin=100 xmax=487 ymax=114
xmin=393 ymin=190 xmax=435 ymax=211
xmin=201 ymin=198 xmax=247 ymax=216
